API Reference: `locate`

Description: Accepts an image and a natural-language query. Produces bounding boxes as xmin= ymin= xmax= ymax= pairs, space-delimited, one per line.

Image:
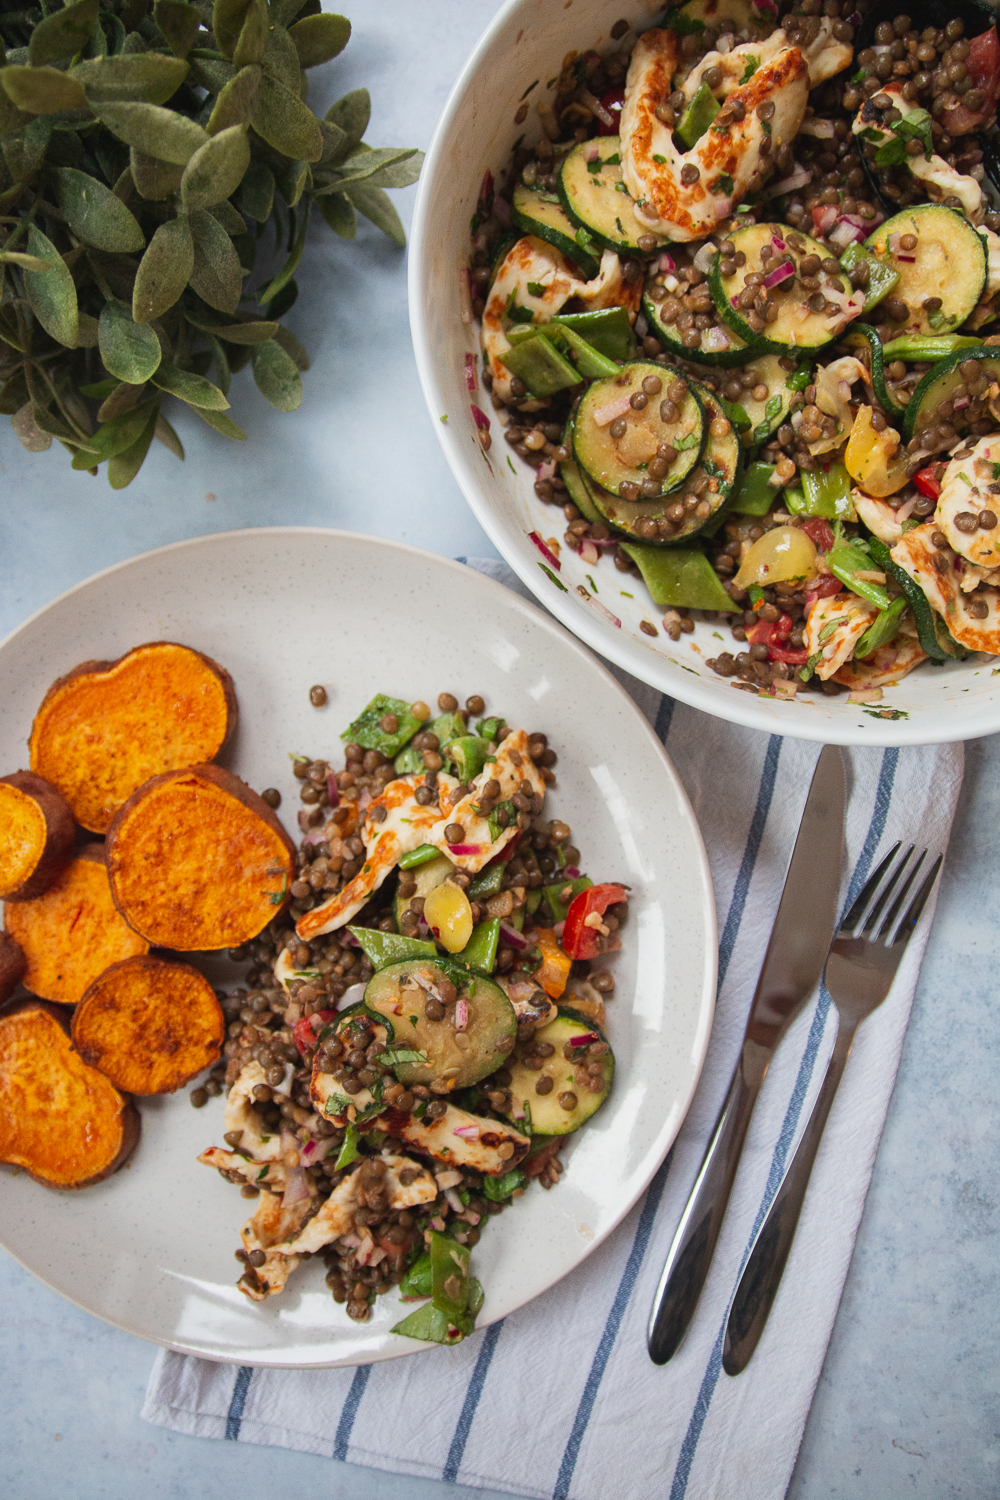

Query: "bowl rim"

xmin=407 ymin=0 xmax=994 ymax=748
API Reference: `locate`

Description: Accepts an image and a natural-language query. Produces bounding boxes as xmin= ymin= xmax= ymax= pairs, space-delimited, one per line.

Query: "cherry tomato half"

xmin=293 ymin=1009 xmax=337 ymax=1056
xmin=596 ymin=86 xmax=625 ymax=135
xmin=562 ymin=881 xmax=628 ymax=960
xmin=913 ymin=467 xmax=941 ymax=501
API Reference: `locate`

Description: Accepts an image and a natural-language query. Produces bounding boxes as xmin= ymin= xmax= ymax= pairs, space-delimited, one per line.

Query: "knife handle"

xmin=647 ymin=1055 xmax=762 ymax=1365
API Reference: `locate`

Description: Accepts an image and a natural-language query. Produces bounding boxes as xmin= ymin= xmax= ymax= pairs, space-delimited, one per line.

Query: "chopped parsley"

xmin=653 ymin=153 xmax=667 ymax=164
xmin=716 ymin=173 xmax=734 ymax=195
xmin=538 ymin=561 xmax=567 ymax=591
xmin=606 ymin=152 xmax=620 ymax=165
xmin=739 ymin=55 xmax=759 ymax=84
xmin=526 ymin=280 xmax=545 ymax=296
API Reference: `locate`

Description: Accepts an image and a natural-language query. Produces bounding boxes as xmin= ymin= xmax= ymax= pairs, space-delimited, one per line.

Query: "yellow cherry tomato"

xmin=845 ymin=405 xmax=909 ymax=497
xmin=734 ymin=525 xmax=818 ymax=589
xmin=424 ymin=881 xmax=474 ymax=954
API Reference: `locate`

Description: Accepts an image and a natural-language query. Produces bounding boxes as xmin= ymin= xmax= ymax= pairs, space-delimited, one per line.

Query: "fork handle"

xmin=722 ymin=1020 xmax=857 ymax=1376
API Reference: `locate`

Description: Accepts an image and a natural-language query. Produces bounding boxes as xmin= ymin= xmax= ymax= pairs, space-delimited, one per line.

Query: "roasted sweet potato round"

xmin=0 ymin=931 xmax=26 ymax=1004
xmin=0 ymin=770 xmax=75 ymax=901
xmin=4 ymin=846 xmax=149 ymax=1004
xmin=106 ymin=764 xmax=295 ymax=950
xmin=0 ymin=1000 xmax=140 ymax=1189
xmin=72 ymin=956 xmax=225 ymax=1095
xmin=29 ymin=641 xmax=237 ymax=834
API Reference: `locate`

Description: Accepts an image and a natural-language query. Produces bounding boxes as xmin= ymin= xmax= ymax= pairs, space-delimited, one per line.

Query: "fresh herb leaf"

xmin=538 ymin=561 xmax=568 ymax=591
xmin=483 ymin=1166 xmax=527 ymax=1201
xmin=675 ymin=433 xmax=699 ymax=450
xmin=606 ymin=152 xmax=621 ymax=165
xmin=377 ymin=1048 xmax=428 ymax=1066
xmin=786 ymin=364 xmax=812 ymax=393
xmin=487 ymin=799 xmax=518 ymax=842
xmin=717 ymin=173 xmax=734 ymax=195
xmin=653 ymin=153 xmax=667 ymax=164
xmin=335 ymin=1124 xmax=359 ymax=1169
xmin=739 ymin=55 xmax=759 ymax=84
xmin=526 ymin=280 xmax=545 ymax=296
xmin=663 ymin=8 xmax=705 ymax=34
xmin=874 ymin=136 xmax=907 ymax=169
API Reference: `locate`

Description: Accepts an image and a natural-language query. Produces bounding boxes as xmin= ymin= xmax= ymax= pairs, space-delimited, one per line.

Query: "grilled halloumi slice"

xmin=804 ymin=592 xmax=878 ymax=679
xmin=381 ymin=1100 xmax=530 ymax=1176
xmin=833 ymin=626 xmax=927 ymax=688
xmin=934 ymin=435 xmax=1000 ymax=568
xmin=891 ymin=523 xmax=1000 ymax=653
xmin=852 ymin=491 xmax=904 ymax=545
xmin=427 ymin=728 xmax=546 ymax=872
xmin=222 ymin=1061 xmax=282 ymax=1161
xmin=682 ymin=18 xmax=850 ymax=104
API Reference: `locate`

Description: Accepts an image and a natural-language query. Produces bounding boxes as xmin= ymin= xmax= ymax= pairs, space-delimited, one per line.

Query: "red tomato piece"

xmin=768 ymin=644 xmax=810 ymax=665
xmin=562 ymin=882 xmax=628 ymax=960
xmin=597 ymin=86 xmax=625 ymax=135
xmin=941 ymin=28 xmax=1000 ymax=135
xmin=913 ymin=467 xmax=942 ymax=501
xmin=810 ymin=574 xmax=843 ymax=600
xmin=811 ymin=205 xmax=838 ymax=236
xmin=745 ymin=620 xmax=776 ymax=646
xmin=800 ymin=518 xmax=836 ymax=553
xmin=293 ymin=1009 xmax=337 ymax=1056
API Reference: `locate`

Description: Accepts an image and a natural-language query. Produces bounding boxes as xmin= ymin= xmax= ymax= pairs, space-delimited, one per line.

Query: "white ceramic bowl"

xmin=409 ymin=0 xmax=1000 ymax=746
xmin=0 ymin=528 xmax=715 ymax=1366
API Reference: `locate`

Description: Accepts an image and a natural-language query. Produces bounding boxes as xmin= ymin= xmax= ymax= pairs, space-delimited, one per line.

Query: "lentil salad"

xmin=197 ymin=691 xmax=625 ymax=1345
xmin=466 ymin=0 xmax=1000 ymax=703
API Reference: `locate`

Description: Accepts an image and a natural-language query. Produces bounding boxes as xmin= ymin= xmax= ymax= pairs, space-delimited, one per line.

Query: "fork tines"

xmin=840 ymin=842 xmax=943 ymax=947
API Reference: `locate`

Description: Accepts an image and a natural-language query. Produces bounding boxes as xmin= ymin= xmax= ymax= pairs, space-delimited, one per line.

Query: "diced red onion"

xmin=465 ymin=1210 xmax=481 ymax=1226
xmin=459 ymin=266 xmax=473 ymax=326
xmin=569 ymin=1031 xmax=599 ymax=1048
xmin=703 ymin=325 xmax=731 ymax=352
xmin=339 ymin=1231 xmax=361 ymax=1250
xmin=326 ymin=772 xmax=340 ymax=807
xmin=658 ymin=251 xmax=675 ymax=272
xmin=731 ymin=295 xmax=740 ymax=308
xmin=761 ymin=167 xmax=812 ymax=199
xmin=528 ymin=529 xmax=561 ymax=569
xmin=345 ymin=930 xmax=361 ymax=948
xmin=564 ymin=865 xmax=581 ymax=878
xmin=763 ymin=260 xmax=795 ymax=289
xmin=888 ymin=232 xmax=900 ymax=255
xmin=338 ymin=982 xmax=367 ymax=1010
xmin=492 ymin=194 xmax=511 ymax=226
xmin=592 ymin=535 xmax=618 ymax=551
xmin=297 ymin=810 xmax=311 ymax=833
xmin=586 ymin=594 xmax=621 ymax=627
xmin=580 ymin=539 xmax=599 ymax=564
xmin=581 ymin=88 xmax=615 ymax=127
xmin=593 ymin=392 xmax=633 ymax=426
xmin=448 ymin=843 xmax=483 ymax=855
xmin=478 ymin=168 xmax=494 ymax=210
xmin=509 ymin=1098 xmax=525 ymax=1120
xmin=692 ymin=243 xmax=716 ymax=275
xmin=896 ymin=253 xmax=916 ymax=263
xmin=799 ymin=119 xmax=836 ymax=138
xmin=454 ymin=998 xmax=469 ymax=1031
xmin=430 ymin=1215 xmax=446 ymax=1231
xmin=471 ymin=403 xmax=490 ymax=434
xmin=954 ymin=395 xmax=971 ymax=411
xmin=635 ymin=312 xmax=648 ymax=338
xmin=896 ymin=494 xmax=918 ymax=522
xmin=585 ymin=141 xmax=601 ymax=162
xmin=301 ymin=1138 xmax=317 ymax=1161
xmin=464 ymin=353 xmax=478 ymax=393
xmin=369 ymin=1246 xmax=387 ymax=1267
xmin=499 ymin=920 xmax=527 ymax=950
xmin=828 ymin=219 xmax=865 ymax=251
xmin=536 ymin=458 xmax=556 ymax=481
xmin=302 ymin=828 xmax=325 ymax=846
xmin=553 ymin=919 xmax=566 ymax=939
xmin=452 ymin=1125 xmax=479 ymax=1141
xmin=355 ymin=1231 xmax=376 ymax=1265
xmin=283 ymin=1165 xmax=310 ymax=1204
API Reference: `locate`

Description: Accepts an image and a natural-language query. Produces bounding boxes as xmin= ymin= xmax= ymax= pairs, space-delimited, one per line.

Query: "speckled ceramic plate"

xmin=0 ymin=528 xmax=715 ymax=1368
xmin=409 ymin=0 xmax=1000 ymax=746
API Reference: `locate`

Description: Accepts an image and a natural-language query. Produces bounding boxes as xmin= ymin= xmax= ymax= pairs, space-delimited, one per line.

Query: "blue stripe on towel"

xmin=547 ymin=736 xmax=780 ymax=1497
xmin=443 ymin=1320 xmax=506 ymax=1482
xmin=334 ymin=1365 xmax=372 ymax=1461
xmin=225 ymin=1366 xmax=253 ymax=1440
xmin=654 ymin=693 xmax=676 ymax=744
xmin=669 ymin=745 xmax=900 ymax=1499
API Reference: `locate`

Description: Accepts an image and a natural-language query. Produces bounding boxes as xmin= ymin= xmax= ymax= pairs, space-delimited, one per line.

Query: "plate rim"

xmin=0 ymin=524 xmax=718 ymax=1367
xmin=406 ymin=0 xmax=995 ymax=750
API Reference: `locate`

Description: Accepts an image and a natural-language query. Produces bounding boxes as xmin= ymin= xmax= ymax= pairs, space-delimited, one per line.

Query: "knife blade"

xmin=647 ymin=743 xmax=845 ymax=1365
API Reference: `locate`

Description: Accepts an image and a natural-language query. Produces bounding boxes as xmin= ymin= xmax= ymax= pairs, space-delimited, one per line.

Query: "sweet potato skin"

xmin=72 ymin=955 xmax=225 ymax=1095
xmin=0 ymin=770 xmax=76 ymax=901
xmin=0 ymin=999 xmax=140 ymax=1188
xmin=106 ymin=764 xmax=295 ymax=950
xmin=3 ymin=845 xmax=149 ymax=1004
xmin=28 ymin=641 xmax=238 ymax=834
xmin=0 ymin=932 xmax=26 ymax=1004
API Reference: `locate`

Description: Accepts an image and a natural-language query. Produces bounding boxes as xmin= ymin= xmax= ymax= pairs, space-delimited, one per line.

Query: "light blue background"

xmin=1 ymin=5 xmax=998 ymax=1497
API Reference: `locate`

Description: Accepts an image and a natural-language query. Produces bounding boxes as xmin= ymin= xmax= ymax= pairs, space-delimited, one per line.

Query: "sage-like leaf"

xmin=317 ymin=118 xmax=348 ymax=163
xmin=274 ymin=157 xmax=309 ymax=209
xmin=95 ymin=102 xmax=208 ymax=164
xmin=181 ymin=123 xmax=250 ymax=210
xmin=196 ymin=405 xmax=247 ymax=440
xmin=108 ymin=405 xmax=158 ymax=487
xmin=153 ymin=0 xmax=201 ymax=59
xmin=71 ymin=54 xmax=190 ymax=105
xmin=0 ymin=91 xmax=32 ymax=138
xmin=289 ymin=13 xmax=350 ymax=68
xmin=251 ymin=73 xmax=321 ymax=161
xmin=326 ymin=87 xmax=369 ymax=151
xmin=257 ymin=202 xmax=308 ymax=305
xmin=151 ymin=361 xmax=229 ymax=409
xmin=318 ymin=190 xmax=354 ymax=239
xmin=1 ymin=66 xmax=88 ymax=114
xmin=76 ymin=312 xmax=100 ymax=348
xmin=130 ymin=148 xmax=185 ymax=200
xmin=251 ymin=337 xmax=301 ymax=410
xmin=23 ymin=225 xmax=79 ymax=347
xmin=208 ymin=199 xmax=246 ymax=235
xmin=154 ymin=410 xmax=185 ymax=458
xmin=75 ymin=400 xmax=158 ymax=464
xmin=275 ymin=325 xmax=309 ymax=370
xmin=3 ymin=116 xmax=52 ymax=180
xmin=98 ymin=381 xmax=148 ymax=422
xmin=261 ymin=23 xmax=302 ymax=92
xmin=206 ymin=63 xmax=259 ymax=134
xmin=55 ymin=167 xmax=145 ymax=253
xmin=205 ymin=332 xmax=230 ymax=393
xmin=212 ymin=0 xmax=250 ymax=60
xmin=235 ymin=157 xmax=273 ymax=220
xmin=28 ymin=0 xmax=100 ymax=67
xmin=343 ymin=182 xmax=405 ymax=248
xmin=0 ymin=368 xmax=29 ymax=415
xmin=234 ymin=0 xmax=268 ymax=68
xmin=188 ymin=206 xmax=243 ymax=313
xmin=100 ymin=298 xmax=162 ymax=383
xmin=336 ymin=145 xmax=420 ymax=187
xmin=0 ymin=250 xmax=50 ymax=271
xmin=12 ymin=400 xmax=52 ymax=451
xmin=187 ymin=310 xmax=278 ymax=343
xmin=133 ymin=215 xmax=194 ymax=322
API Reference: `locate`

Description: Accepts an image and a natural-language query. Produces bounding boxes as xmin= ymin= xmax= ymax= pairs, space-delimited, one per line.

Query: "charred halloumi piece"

xmin=427 ymin=728 xmax=546 ymax=872
xmin=681 ymin=18 xmax=850 ymax=103
xmin=935 ymin=436 xmax=1000 ymax=568
xmin=891 ymin=524 xmax=1000 ymax=653
xmin=222 ymin=1061 xmax=281 ymax=1162
xmin=237 ymin=1186 xmax=318 ymax=1299
xmin=310 ymin=1017 xmax=391 ymax=1127
xmin=853 ymin=491 xmax=904 ymax=545
xmin=833 ymin=627 xmax=927 ymax=688
xmin=851 ymin=85 xmax=982 ymax=220
xmin=804 ymin=592 xmax=878 ymax=679
xmin=296 ymin=772 xmax=458 ymax=940
xmin=621 ymin=27 xmax=809 ymax=241
xmin=197 ymin=1147 xmax=287 ymax=1190
xmin=381 ymin=1101 xmax=530 ymax=1176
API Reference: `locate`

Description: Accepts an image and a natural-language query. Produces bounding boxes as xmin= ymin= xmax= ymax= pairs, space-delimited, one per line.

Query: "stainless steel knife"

xmin=647 ymin=743 xmax=846 ymax=1366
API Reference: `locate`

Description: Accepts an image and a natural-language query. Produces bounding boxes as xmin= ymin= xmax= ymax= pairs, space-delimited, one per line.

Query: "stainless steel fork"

xmin=721 ymin=842 xmax=943 ymax=1376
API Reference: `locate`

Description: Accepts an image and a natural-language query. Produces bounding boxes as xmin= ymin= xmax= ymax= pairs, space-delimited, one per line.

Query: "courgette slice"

xmin=394 ymin=853 xmax=454 ymax=931
xmin=842 ymin=323 xmax=905 ymax=421
xmin=364 ymin=959 xmax=517 ymax=1090
xmin=711 ymin=222 xmax=841 ymax=355
xmin=511 ymin=183 xmax=601 ymax=280
xmin=737 ymin=354 xmax=805 ymax=444
xmin=902 ymin=346 xmax=1000 ymax=442
xmin=573 ymin=362 xmax=704 ymax=498
xmin=558 ymin=135 xmax=663 ymax=254
xmin=866 ymin=536 xmax=959 ymax=661
xmin=864 ymin=205 xmax=987 ymax=339
xmin=560 ymin=416 xmax=602 ymax=523
xmin=576 ymin=380 xmax=740 ymax=545
xmin=663 ymin=0 xmax=768 ymax=30
xmin=499 ymin=1007 xmax=614 ymax=1135
xmin=642 ymin=286 xmax=751 ymax=368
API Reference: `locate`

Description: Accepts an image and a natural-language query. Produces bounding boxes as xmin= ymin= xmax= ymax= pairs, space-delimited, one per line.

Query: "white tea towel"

xmin=143 ymin=559 xmax=965 ymax=1500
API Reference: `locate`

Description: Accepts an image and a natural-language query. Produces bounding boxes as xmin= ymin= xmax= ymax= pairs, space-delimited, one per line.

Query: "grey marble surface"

xmin=1 ymin=4 xmax=998 ymax=1497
